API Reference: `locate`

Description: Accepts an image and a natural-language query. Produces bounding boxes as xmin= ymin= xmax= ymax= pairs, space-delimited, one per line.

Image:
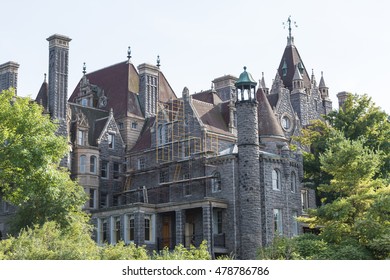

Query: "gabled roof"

xmin=69 ymin=61 xmax=143 ymax=119
xmin=277 ymin=43 xmax=311 ymax=91
xmin=158 ymin=71 xmax=177 ymax=102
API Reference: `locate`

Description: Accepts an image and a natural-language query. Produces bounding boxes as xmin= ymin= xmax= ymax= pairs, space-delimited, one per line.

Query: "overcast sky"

xmin=2 ymin=0 xmax=389 ymax=113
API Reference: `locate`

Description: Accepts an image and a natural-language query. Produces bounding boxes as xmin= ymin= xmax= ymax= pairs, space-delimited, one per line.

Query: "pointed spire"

xmin=311 ymin=69 xmax=317 ymax=87
xmin=156 ymin=55 xmax=161 ymax=68
xmin=293 ymin=65 xmax=303 ymax=81
xmin=127 ymin=46 xmax=132 ymax=63
xmin=260 ymin=72 xmax=267 ymax=89
xmin=319 ymin=71 xmax=326 ymax=88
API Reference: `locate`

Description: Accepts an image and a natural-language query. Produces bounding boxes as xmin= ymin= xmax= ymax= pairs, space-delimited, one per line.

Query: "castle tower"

xmin=235 ymin=67 xmax=262 ymax=259
xmin=0 ymin=61 xmax=19 ymax=94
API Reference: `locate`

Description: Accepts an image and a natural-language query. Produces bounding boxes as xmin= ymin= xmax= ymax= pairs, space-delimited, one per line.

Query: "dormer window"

xmin=77 ymin=129 xmax=87 ymax=146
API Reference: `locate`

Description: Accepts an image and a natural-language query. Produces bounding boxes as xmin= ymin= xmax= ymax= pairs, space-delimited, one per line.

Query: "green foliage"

xmin=325 ymin=93 xmax=390 ymax=180
xmin=0 ymin=89 xmax=87 ymax=232
xmin=99 ymin=241 xmax=149 ymax=260
xmin=0 ymin=221 xmax=99 ymax=260
xmin=152 ymin=241 xmax=211 ymax=260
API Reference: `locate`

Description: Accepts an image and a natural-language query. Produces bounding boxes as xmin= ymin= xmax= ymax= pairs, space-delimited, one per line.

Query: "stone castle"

xmin=0 ymin=22 xmax=337 ymax=259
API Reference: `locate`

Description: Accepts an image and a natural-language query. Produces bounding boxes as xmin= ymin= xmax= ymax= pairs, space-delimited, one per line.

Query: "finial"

xmin=156 ymin=55 xmax=161 ymax=68
xmin=283 ymin=16 xmax=298 ymax=45
xmin=127 ymin=46 xmax=132 ymax=61
xmin=44 ymin=73 xmax=47 ymax=83
xmin=321 ymin=71 xmax=324 ymax=77
xmin=82 ymin=62 xmax=86 ymax=75
xmin=243 ymin=66 xmax=247 ymax=71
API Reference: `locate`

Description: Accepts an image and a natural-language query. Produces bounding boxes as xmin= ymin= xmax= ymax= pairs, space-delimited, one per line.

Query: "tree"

xmin=300 ymin=132 xmax=390 ymax=259
xmin=0 ymin=89 xmax=87 ymax=232
xmin=324 ymin=93 xmax=390 ymax=180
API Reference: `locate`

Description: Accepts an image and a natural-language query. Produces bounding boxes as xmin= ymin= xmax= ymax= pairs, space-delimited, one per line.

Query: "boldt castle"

xmin=0 ymin=21 xmax=346 ymax=259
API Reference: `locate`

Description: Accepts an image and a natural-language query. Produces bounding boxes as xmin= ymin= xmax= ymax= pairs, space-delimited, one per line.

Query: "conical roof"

xmin=256 ymin=88 xmax=287 ymax=141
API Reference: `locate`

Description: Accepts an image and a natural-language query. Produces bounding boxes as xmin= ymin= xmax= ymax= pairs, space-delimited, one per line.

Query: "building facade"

xmin=0 ymin=28 xmax=330 ymax=259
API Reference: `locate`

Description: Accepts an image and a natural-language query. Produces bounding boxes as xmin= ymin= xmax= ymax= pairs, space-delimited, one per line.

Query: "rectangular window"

xmin=108 ymin=133 xmax=114 ymax=149
xmin=79 ymin=155 xmax=86 ymax=173
xmin=90 ymin=156 xmax=97 ymax=174
xmin=292 ymin=211 xmax=298 ymax=236
xmin=115 ymin=217 xmax=121 ymax=243
xmin=159 ymin=170 xmax=168 ymax=183
xmin=131 ymin=122 xmax=138 ymax=129
xmin=102 ymin=219 xmax=108 ymax=243
xmin=145 ymin=216 xmax=151 ymax=241
xmin=129 ymin=216 xmax=135 ymax=241
xmin=118 ymin=122 xmax=124 ymax=130
xmin=113 ymin=163 xmax=120 ymax=180
xmin=101 ymin=161 xmax=109 ymax=178
xmin=216 ymin=210 xmax=223 ymax=234
xmin=273 ymin=209 xmax=283 ymax=235
xmin=77 ymin=130 xmax=86 ymax=146
xmin=211 ymin=172 xmax=222 ymax=193
xmin=138 ymin=157 xmax=145 ymax=170
xmin=89 ymin=189 xmax=96 ymax=209
xmin=301 ymin=189 xmax=309 ymax=213
xmin=272 ymin=169 xmax=281 ymax=190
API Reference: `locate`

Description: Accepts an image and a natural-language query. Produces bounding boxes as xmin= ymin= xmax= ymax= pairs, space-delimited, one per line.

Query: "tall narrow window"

xmin=129 ymin=216 xmax=135 ymax=241
xmin=115 ymin=217 xmax=121 ymax=243
xmin=138 ymin=157 xmax=145 ymax=170
xmin=90 ymin=156 xmax=97 ymax=174
xmin=145 ymin=216 xmax=151 ymax=241
xmin=108 ymin=133 xmax=114 ymax=149
xmin=79 ymin=155 xmax=86 ymax=173
xmin=273 ymin=209 xmax=283 ymax=235
xmin=213 ymin=210 xmax=223 ymax=234
xmin=272 ymin=169 xmax=281 ymax=190
xmin=211 ymin=172 xmax=222 ymax=192
xmin=77 ymin=130 xmax=86 ymax=146
xmin=290 ymin=172 xmax=296 ymax=192
xmin=101 ymin=161 xmax=109 ymax=178
xmin=89 ymin=189 xmax=96 ymax=208
xmin=102 ymin=219 xmax=108 ymax=243
xmin=113 ymin=163 xmax=120 ymax=179
xmin=292 ymin=211 xmax=298 ymax=236
xmin=301 ymin=189 xmax=309 ymax=213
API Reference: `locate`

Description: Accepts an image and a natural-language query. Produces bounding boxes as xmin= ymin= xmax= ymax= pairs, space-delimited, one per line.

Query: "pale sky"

xmin=2 ymin=0 xmax=389 ymax=113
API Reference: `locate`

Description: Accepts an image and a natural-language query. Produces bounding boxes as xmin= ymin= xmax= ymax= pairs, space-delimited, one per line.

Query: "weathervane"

xmin=283 ymin=16 xmax=298 ymax=41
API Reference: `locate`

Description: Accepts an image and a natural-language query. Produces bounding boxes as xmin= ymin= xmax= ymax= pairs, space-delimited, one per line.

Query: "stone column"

xmin=175 ymin=210 xmax=184 ymax=245
xmin=202 ymin=205 xmax=212 ymax=249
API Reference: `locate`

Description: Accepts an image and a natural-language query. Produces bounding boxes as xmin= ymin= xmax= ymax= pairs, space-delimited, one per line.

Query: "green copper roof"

xmin=235 ymin=66 xmax=257 ymax=87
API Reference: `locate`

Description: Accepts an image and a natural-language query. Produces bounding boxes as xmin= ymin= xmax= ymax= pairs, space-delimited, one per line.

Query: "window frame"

xmin=211 ymin=172 xmax=222 ymax=193
xmin=272 ymin=169 xmax=281 ymax=190
xmin=79 ymin=155 xmax=87 ymax=173
xmin=273 ymin=208 xmax=283 ymax=235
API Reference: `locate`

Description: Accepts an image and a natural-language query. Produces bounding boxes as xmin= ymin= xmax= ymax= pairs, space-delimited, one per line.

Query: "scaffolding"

xmin=155 ymin=99 xmax=202 ymax=164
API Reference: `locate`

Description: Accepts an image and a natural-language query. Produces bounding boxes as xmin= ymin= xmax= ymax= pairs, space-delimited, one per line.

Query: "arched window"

xmin=212 ymin=172 xmax=222 ymax=193
xmin=90 ymin=156 xmax=97 ymax=174
xmin=291 ymin=172 xmax=296 ymax=192
xmin=79 ymin=155 xmax=86 ymax=173
xmin=272 ymin=169 xmax=281 ymax=190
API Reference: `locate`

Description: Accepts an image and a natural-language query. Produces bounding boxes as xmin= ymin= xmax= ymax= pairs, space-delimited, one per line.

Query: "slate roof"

xmin=256 ymin=88 xmax=286 ymax=139
xmin=192 ymin=99 xmax=231 ymax=136
xmin=69 ymin=61 xmax=143 ymax=119
xmin=130 ymin=117 xmax=155 ymax=153
xmin=277 ymin=44 xmax=311 ymax=91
